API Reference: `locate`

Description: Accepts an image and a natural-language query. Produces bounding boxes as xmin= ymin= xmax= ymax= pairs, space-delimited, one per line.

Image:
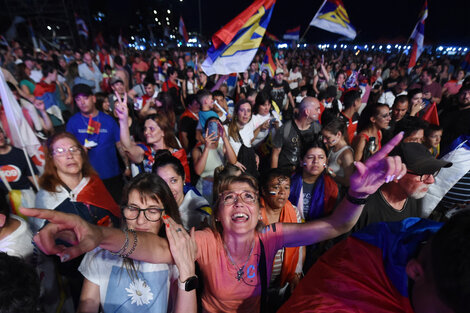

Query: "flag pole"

xmin=397 ymin=31 xmax=413 ymax=67
xmin=0 ymin=71 xmax=40 ymax=191
xmin=293 ymin=25 xmax=311 ymax=55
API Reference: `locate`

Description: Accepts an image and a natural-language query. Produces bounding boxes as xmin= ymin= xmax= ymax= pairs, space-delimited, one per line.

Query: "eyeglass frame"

xmin=52 ymin=146 xmax=82 ymax=157
xmin=219 ymin=191 xmax=259 ymax=206
xmin=122 ymin=205 xmax=165 ymax=222
xmin=406 ymin=169 xmax=440 ymax=182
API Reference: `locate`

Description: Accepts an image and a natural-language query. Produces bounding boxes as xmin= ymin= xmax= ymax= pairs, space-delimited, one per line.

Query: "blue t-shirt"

xmin=66 ymin=111 xmax=121 ymax=179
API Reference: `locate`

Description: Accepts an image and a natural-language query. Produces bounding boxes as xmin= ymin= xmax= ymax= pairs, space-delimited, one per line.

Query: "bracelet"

xmin=121 ymin=229 xmax=138 ymax=258
xmin=345 ymin=192 xmax=369 ymax=205
xmin=110 ymin=228 xmax=130 ymax=255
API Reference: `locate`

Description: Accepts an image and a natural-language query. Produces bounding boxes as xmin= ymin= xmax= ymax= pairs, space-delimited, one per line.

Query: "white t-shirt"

xmin=224 ymin=121 xmax=255 ymax=155
xmin=79 ymin=248 xmax=178 ymax=312
xmin=288 ymin=70 xmax=302 ymax=90
xmin=251 ymin=113 xmax=282 ymax=147
xmin=0 ymin=215 xmax=34 ymax=261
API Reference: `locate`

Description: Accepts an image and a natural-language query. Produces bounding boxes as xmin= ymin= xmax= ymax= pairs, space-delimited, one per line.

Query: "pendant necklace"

xmin=224 ymin=240 xmax=255 ymax=282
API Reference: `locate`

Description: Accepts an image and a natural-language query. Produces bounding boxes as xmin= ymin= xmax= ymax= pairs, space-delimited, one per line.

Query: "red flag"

xmin=421 ymin=102 xmax=439 ymax=126
xmin=87 ymin=116 xmax=101 ymax=134
xmin=94 ymin=32 xmax=105 ymax=49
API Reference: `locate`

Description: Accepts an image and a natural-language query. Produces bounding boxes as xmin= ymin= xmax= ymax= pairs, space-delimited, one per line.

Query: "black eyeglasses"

xmin=122 ymin=206 xmax=164 ymax=222
xmin=406 ymin=170 xmax=440 ymax=182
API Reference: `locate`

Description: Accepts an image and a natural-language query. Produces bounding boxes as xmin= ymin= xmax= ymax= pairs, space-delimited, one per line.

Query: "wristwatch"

xmin=178 ymin=275 xmax=198 ymax=291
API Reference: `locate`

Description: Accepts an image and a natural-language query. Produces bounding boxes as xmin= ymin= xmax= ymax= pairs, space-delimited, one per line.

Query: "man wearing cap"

xmin=108 ymin=76 xmax=134 ymax=113
xmin=66 ymin=84 xmax=128 ymax=203
xmin=353 ymin=142 xmax=452 ymax=232
xmin=264 ymin=68 xmax=295 ymax=121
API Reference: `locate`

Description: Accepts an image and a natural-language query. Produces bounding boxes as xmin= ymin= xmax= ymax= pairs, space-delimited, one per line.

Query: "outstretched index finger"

xmin=365 ymin=131 xmax=404 ymax=165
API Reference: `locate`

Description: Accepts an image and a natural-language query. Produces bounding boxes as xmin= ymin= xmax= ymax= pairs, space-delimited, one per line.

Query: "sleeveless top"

xmin=328 ymin=145 xmax=353 ymax=178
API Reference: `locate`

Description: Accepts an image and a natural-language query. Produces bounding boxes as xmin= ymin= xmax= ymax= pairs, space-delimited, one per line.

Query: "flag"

xmin=0 ymin=35 xmax=9 ymax=47
xmin=265 ymin=31 xmax=279 ymax=42
xmin=5 ymin=16 xmax=26 ymax=40
xmin=0 ymin=69 xmax=44 ymax=177
xmin=179 ymin=16 xmax=189 ymax=43
xmin=75 ymin=15 xmax=89 ymax=39
xmin=28 ymin=21 xmax=39 ymax=51
xmin=310 ymin=0 xmax=356 ymax=40
xmin=87 ymin=116 xmax=101 ymax=135
xmin=283 ymin=26 xmax=300 ymax=41
xmin=202 ymin=0 xmax=276 ymax=76
xmin=118 ymin=31 xmax=128 ymax=50
xmin=421 ymin=102 xmax=439 ymax=126
xmin=260 ymin=47 xmax=276 ymax=77
xmin=94 ymin=32 xmax=105 ymax=50
xmin=408 ymin=0 xmax=428 ymax=71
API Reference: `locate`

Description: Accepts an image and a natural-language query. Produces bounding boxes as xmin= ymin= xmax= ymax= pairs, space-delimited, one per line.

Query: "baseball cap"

xmin=390 ymin=143 xmax=452 ymax=175
xmin=72 ymin=84 xmax=93 ymax=98
xmin=109 ymin=76 xmax=124 ymax=86
xmin=275 ymin=68 xmax=284 ymax=75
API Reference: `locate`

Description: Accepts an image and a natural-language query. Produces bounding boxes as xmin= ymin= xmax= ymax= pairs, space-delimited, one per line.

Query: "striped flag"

xmin=310 ymin=0 xmax=356 ymax=39
xmin=260 ymin=47 xmax=276 ymax=77
xmin=265 ymin=31 xmax=279 ymax=42
xmin=202 ymin=0 xmax=276 ymax=75
xmin=283 ymin=26 xmax=300 ymax=41
xmin=75 ymin=15 xmax=89 ymax=39
xmin=408 ymin=1 xmax=428 ymax=71
xmin=179 ymin=16 xmax=189 ymax=43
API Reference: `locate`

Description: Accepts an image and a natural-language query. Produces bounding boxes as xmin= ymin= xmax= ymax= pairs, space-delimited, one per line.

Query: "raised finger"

xmin=367 ymin=131 xmax=404 ymax=163
xmin=21 ymin=207 xmax=73 ymax=225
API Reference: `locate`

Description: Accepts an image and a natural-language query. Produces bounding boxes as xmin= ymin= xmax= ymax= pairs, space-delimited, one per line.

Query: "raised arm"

xmin=282 ymin=132 xmax=406 ymax=247
xmin=114 ymin=91 xmax=145 ymax=163
xmin=19 ymin=208 xmax=173 ymax=264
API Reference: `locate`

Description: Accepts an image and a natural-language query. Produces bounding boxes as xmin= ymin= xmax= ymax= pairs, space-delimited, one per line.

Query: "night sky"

xmin=2 ymin=0 xmax=469 ymax=46
xmin=177 ymin=0 xmax=470 ymax=45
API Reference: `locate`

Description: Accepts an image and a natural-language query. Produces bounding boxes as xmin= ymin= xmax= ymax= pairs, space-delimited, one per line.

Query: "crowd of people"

xmin=1 ymin=39 xmax=470 ymax=313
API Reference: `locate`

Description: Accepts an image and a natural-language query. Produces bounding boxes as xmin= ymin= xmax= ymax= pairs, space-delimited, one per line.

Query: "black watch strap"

xmin=345 ymin=192 xmax=369 ymax=205
xmin=178 ymin=275 xmax=198 ymax=292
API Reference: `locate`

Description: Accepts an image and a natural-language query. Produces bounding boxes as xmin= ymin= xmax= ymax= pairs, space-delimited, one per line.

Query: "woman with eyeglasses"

xmin=34 ymin=132 xmax=120 ymax=232
xmin=77 ymin=173 xmax=197 ymax=313
xmin=23 ymin=134 xmax=406 ymax=313
xmin=33 ymin=132 xmax=121 ymax=311
xmin=352 ymin=102 xmax=391 ymax=162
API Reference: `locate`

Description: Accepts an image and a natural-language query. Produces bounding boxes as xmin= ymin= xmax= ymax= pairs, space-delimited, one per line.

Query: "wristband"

xmin=345 ymin=192 xmax=369 ymax=205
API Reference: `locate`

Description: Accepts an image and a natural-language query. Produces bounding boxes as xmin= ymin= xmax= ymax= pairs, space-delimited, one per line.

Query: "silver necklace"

xmin=223 ymin=241 xmax=255 ymax=282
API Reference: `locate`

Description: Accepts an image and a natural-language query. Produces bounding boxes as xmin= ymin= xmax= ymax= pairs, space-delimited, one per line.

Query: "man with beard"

xmin=352 ymin=142 xmax=452 ymax=232
xmin=264 ymin=68 xmax=295 ymax=120
xmin=440 ymin=85 xmax=470 ymax=151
